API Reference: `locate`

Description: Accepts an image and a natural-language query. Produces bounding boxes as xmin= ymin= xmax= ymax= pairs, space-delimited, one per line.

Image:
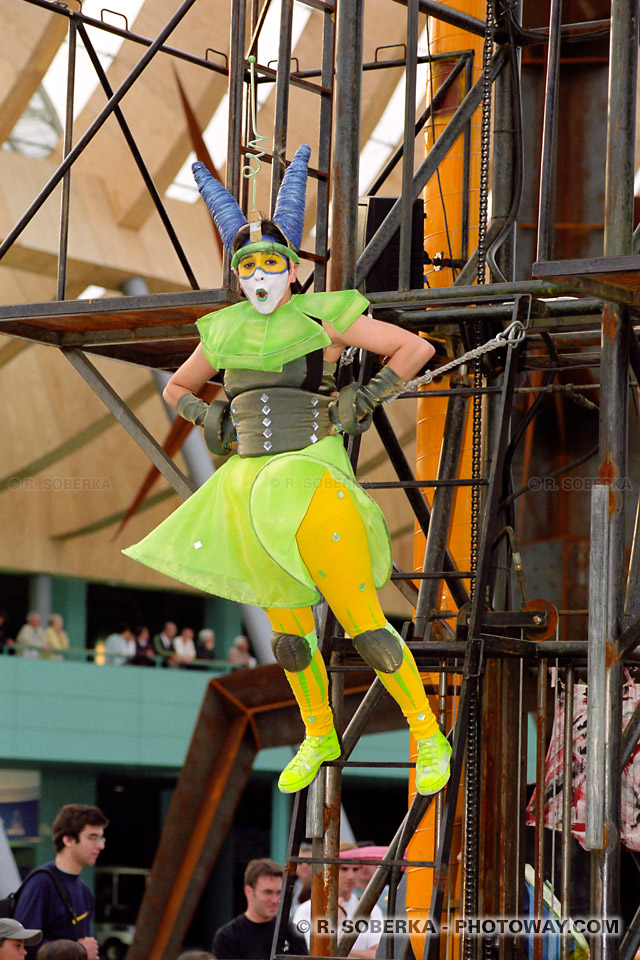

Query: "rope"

xmin=241 ymin=55 xmax=267 ymax=211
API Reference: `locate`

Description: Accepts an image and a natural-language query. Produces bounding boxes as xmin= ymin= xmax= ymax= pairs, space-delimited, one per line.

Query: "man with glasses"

xmin=14 ymin=804 xmax=108 ymax=960
xmin=213 ymin=859 xmax=307 ymax=959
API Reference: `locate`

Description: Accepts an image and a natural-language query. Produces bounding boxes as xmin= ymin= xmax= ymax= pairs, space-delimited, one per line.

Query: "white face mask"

xmin=237 ymin=251 xmax=291 ymax=315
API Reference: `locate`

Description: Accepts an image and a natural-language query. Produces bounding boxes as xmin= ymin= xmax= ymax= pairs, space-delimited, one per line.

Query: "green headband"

xmin=231 ymin=240 xmax=299 ymax=270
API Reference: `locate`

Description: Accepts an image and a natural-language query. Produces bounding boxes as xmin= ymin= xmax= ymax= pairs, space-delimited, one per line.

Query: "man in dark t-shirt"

xmin=14 ymin=803 xmax=108 ymax=960
xmin=213 ymin=858 xmax=307 ymax=960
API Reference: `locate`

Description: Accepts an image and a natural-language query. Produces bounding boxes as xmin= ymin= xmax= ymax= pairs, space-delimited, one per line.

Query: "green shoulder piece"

xmin=292 ymin=290 xmax=369 ymax=333
xmin=196 ymin=299 xmax=332 ymax=372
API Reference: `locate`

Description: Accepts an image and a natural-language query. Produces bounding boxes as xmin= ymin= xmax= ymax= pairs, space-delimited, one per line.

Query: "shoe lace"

xmin=292 ymin=736 xmax=322 ymax=769
xmin=417 ymin=734 xmax=446 ymax=762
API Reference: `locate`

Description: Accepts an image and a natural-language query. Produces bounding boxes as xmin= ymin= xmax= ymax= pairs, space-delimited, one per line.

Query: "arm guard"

xmin=176 ymin=392 xmax=237 ymax=456
xmin=329 ymin=365 xmax=405 ymax=435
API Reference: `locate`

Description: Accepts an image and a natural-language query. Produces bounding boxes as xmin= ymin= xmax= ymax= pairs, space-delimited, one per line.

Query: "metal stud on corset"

xmin=263 ymin=441 xmax=273 ymax=451
xmin=262 ymin=405 xmax=271 ymax=415
xmin=261 ymin=393 xmax=269 ymax=403
xmin=311 ymin=396 xmax=319 ymax=406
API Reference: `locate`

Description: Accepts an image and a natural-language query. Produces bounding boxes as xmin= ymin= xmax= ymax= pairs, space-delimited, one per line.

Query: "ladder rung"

xmin=360 ymin=478 xmax=488 ymax=489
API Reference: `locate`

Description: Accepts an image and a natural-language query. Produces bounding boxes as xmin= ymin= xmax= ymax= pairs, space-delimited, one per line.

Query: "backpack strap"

xmin=16 ymin=867 xmax=77 ymax=922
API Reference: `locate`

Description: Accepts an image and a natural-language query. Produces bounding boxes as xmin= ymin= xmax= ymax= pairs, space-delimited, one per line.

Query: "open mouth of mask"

xmin=237 ymin=251 xmax=290 ymax=315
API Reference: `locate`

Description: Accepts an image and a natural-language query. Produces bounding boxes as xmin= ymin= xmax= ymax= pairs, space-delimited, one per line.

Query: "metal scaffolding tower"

xmin=2 ymin=1 xmax=640 ymax=959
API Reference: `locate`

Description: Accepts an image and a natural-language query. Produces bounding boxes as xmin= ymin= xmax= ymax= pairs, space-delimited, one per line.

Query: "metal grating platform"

xmin=532 ymin=253 xmax=640 ymax=306
xmin=0 ymin=288 xmax=236 ymax=369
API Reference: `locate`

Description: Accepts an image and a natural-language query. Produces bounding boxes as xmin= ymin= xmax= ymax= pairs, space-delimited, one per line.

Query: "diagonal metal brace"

xmin=64 ymin=348 xmax=195 ymax=501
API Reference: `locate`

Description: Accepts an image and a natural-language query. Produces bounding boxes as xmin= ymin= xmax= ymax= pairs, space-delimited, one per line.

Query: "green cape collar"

xmin=196 ymin=290 xmax=369 ymax=372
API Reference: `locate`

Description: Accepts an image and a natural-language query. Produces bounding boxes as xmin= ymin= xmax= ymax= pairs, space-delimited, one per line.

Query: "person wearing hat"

xmin=124 ymin=145 xmax=451 ymax=798
xmin=0 ymin=918 xmax=42 ymax=959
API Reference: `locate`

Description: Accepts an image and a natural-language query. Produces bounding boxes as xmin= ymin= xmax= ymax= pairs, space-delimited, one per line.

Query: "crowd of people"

xmin=0 ymin=610 xmax=257 ymax=670
xmin=5 ymin=800 xmax=386 ymax=959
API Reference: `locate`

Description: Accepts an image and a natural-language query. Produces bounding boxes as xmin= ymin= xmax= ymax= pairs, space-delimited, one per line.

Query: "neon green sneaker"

xmin=278 ymin=728 xmax=341 ymax=793
xmin=415 ymin=730 xmax=452 ymax=796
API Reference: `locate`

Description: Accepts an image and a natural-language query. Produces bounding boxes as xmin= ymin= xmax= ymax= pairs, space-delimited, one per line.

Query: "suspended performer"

xmin=123 ymin=145 xmax=451 ymax=796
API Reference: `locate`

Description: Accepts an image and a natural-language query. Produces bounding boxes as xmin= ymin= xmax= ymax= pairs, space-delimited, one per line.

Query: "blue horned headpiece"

xmin=192 ymin=144 xmax=311 ymax=268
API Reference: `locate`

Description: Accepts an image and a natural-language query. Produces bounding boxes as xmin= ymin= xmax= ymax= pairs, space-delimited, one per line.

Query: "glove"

xmin=176 ymin=391 xmax=208 ymax=426
xmin=176 ymin=392 xmax=237 ymax=456
xmin=329 ymin=365 xmax=405 ymax=436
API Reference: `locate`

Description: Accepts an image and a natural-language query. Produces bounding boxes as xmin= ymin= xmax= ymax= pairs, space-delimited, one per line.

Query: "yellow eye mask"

xmin=237 ymin=251 xmax=288 ymax=278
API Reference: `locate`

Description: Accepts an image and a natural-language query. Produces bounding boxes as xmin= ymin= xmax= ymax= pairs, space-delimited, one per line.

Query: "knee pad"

xmin=353 ymin=627 xmax=403 ymax=673
xmin=271 ymin=631 xmax=313 ymax=672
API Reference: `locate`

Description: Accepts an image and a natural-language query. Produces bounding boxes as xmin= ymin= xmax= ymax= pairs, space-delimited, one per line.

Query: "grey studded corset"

xmin=223 ymin=357 xmax=337 ymax=457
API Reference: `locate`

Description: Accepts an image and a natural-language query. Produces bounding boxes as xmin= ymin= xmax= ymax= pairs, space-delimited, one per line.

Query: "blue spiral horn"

xmin=192 ymin=161 xmax=248 ymax=256
xmin=272 ymin=144 xmax=311 ymax=251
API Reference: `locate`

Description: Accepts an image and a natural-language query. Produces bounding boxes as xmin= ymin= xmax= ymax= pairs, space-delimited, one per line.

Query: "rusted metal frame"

xmin=270 ymin=0 xmax=293 ymax=210
xmin=389 ymin=0 xmax=488 ymax=38
xmin=20 ymin=0 xmax=230 ymax=76
xmin=420 ymin=648 xmax=477 ymax=960
xmin=460 ymin=50 xmax=474 ymax=265
xmin=127 ymin=692 xmax=258 ymax=960
xmin=618 ymin=615 xmax=640 ymax=659
xmin=366 ymin=277 xmax=574 ymax=304
xmin=59 ymin=324 xmax=198 ymax=347
xmin=0 ymin=0 xmax=199 ymax=264
xmin=591 ymin=0 xmax=639 ymax=948
xmin=323 ymin=644 xmax=344 ymax=956
xmin=536 ymin=0 xmax=563 ymax=262
xmin=312 ymin=5 xmax=335 ymax=291
xmin=57 ymin=17 xmax=76 ymax=301
xmin=560 ymin=666 xmax=575 ymax=960
xmin=288 ymin=48 xmax=456 ymax=81
xmin=479 ymin=658 xmax=501 ymax=923
xmin=532 ymin=659 xmax=548 ymax=960
xmin=63 ymin=349 xmax=195 ymax=501
xmin=498 ymin=657 xmax=528 ymax=960
xmin=367 ymin=52 xmax=471 ymax=197
xmin=338 ymin=790 xmax=440 ymax=956
xmin=224 ymin=0 xmax=246 ymax=288
xmin=373 ymin=406 xmax=469 ymax=609
xmin=273 ymin=790 xmax=310 ymax=957
xmin=620 ymin=909 xmax=640 ymax=960
xmin=364 ymin=478 xmax=485 ymax=488
xmin=603 ymin=0 xmax=639 ymax=258
xmin=413 ymin=390 xmax=468 ymax=638
xmin=465 ymin=343 xmax=521 ymax=642
xmin=398 ymin=0 xmax=419 ymax=290
xmin=354 ymin=46 xmax=509 ymax=289
xmin=76 ymin=22 xmax=200 ymax=290
xmin=588 ymin=303 xmax=630 ymax=955
xmin=251 ymin=61 xmax=331 ymax=96
xmin=489 ymin=3 xmax=520 ymax=283
xmin=246 ymin=0 xmax=274 ymax=58
xmin=423 ymin=347 xmax=521 ymax=960
xmin=0 ymin=288 xmax=232 ymax=321
xmin=398 ymin=298 xmax=602 ymax=326
xmin=330 ymin=0 xmax=364 ymax=289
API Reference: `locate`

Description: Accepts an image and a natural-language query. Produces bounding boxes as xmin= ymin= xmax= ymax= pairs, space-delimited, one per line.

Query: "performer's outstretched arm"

xmin=323 ymin=313 xmax=435 ymax=379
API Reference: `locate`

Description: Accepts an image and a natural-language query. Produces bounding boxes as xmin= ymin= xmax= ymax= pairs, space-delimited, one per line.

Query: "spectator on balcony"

xmin=174 ymin=626 xmax=197 ymax=666
xmin=43 ymin=615 xmax=70 ymax=660
xmin=15 ymin=612 xmax=46 ymax=658
xmin=195 ymin=628 xmax=216 ymax=661
xmin=227 ymin=635 xmax=256 ymax=669
xmin=153 ymin=621 xmax=179 ymax=666
xmin=131 ymin=625 xmax=155 ymax=667
xmin=104 ymin=623 xmax=135 ymax=666
xmin=0 ymin=611 xmax=14 ymax=653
